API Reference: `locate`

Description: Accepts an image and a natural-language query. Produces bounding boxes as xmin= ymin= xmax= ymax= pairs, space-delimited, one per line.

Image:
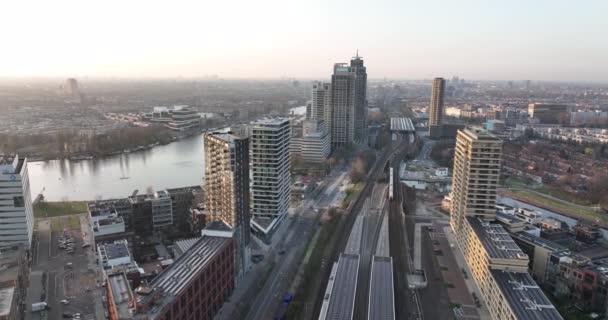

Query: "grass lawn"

xmin=50 ymin=218 xmax=64 ymax=232
xmin=34 ymin=201 xmax=87 ymax=218
xmin=341 ymin=182 xmax=365 ymax=209
xmin=509 ymin=189 xmax=607 ymax=224
xmin=68 ymin=215 xmax=81 ymax=230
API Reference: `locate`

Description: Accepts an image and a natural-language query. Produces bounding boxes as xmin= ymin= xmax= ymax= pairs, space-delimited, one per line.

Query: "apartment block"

xmin=450 ymin=129 xmax=561 ymax=319
xmin=250 ymin=118 xmax=291 ymax=239
xmin=204 ymin=132 xmax=250 ymax=280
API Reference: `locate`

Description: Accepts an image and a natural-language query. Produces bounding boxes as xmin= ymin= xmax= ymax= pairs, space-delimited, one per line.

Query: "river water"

xmin=29 ymin=106 xmax=306 ymax=201
xmin=29 ymin=133 xmax=206 ymax=201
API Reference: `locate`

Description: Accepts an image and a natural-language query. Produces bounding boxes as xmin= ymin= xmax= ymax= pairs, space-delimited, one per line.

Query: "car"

xmin=278 ymin=249 xmax=286 ymax=255
xmin=63 ymin=312 xmax=73 ymax=318
xmin=60 ymin=299 xmax=69 ymax=305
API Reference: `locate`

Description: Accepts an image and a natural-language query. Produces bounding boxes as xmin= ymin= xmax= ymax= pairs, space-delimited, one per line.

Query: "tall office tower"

xmin=330 ymin=62 xmax=355 ymax=148
xmin=64 ymin=78 xmax=82 ymax=103
xmin=450 ymin=129 xmax=502 ymax=234
xmin=310 ymin=81 xmax=332 ymax=122
xmin=204 ymin=133 xmax=250 ymax=280
xmin=0 ymin=155 xmax=34 ymax=248
xmin=328 ymin=52 xmax=368 ymax=148
xmin=428 ymin=78 xmax=446 ymax=129
xmin=350 ymin=53 xmax=368 ymax=142
xmin=250 ymin=118 xmax=291 ymax=241
xmin=450 ymin=129 xmax=561 ymax=319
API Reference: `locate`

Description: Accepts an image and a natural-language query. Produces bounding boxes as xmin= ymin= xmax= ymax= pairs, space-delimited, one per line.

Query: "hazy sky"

xmin=3 ymin=0 xmax=607 ymax=81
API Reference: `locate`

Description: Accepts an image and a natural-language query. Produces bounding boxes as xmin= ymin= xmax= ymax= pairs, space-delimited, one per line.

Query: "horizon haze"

xmin=3 ymin=0 xmax=607 ymax=82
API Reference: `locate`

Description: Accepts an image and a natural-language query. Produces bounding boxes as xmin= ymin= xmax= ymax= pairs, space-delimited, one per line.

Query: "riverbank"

xmin=26 ymin=130 xmax=204 ymax=162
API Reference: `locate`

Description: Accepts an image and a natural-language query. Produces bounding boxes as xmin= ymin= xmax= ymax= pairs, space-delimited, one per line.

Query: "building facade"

xmin=310 ymin=82 xmax=332 ymax=122
xmin=528 ymin=103 xmax=569 ymax=124
xmin=204 ymin=133 xmax=250 ymax=280
xmin=0 ymin=155 xmax=34 ymax=248
xmin=350 ymin=54 xmax=368 ymax=142
xmin=250 ymin=119 xmax=291 ymax=239
xmin=329 ymin=54 xmax=367 ymax=148
xmin=428 ymin=78 xmax=445 ymax=130
xmin=300 ymin=119 xmax=331 ymax=163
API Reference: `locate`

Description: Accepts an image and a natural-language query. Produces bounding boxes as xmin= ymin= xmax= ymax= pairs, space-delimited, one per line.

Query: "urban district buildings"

xmin=450 ymin=129 xmax=561 ymax=320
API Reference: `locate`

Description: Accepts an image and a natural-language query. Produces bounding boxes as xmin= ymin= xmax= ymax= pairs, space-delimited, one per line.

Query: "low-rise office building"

xmin=98 ymin=240 xmax=133 ymax=270
xmin=132 ymin=234 xmax=234 ymax=320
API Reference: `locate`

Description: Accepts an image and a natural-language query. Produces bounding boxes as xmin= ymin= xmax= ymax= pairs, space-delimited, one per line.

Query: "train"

xmin=389 ymin=167 xmax=394 ymax=200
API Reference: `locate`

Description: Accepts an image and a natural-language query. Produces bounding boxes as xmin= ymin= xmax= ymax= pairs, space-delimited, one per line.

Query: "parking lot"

xmin=27 ymin=214 xmax=101 ymax=320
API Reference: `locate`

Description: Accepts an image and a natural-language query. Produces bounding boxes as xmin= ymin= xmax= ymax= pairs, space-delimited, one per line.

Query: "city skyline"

xmin=2 ymin=0 xmax=607 ymax=81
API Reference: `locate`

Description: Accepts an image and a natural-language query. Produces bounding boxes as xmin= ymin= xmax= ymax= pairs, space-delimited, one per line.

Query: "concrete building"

xmin=132 ymin=234 xmax=234 ymax=320
xmin=143 ymin=105 xmax=201 ymax=132
xmin=98 ymin=240 xmax=133 ymax=270
xmin=299 ymin=119 xmax=331 ymax=163
xmin=450 ymin=129 xmax=561 ymax=320
xmin=329 ymin=53 xmax=368 ymax=147
xmin=310 ymin=82 xmax=332 ymax=122
xmin=528 ymin=104 xmax=569 ymax=124
xmin=0 ymin=155 xmax=34 ymax=249
xmin=166 ymin=186 xmax=204 ymax=234
xmin=0 ymin=246 xmax=28 ymax=320
xmin=204 ymin=132 xmax=250 ymax=280
xmin=250 ymin=118 xmax=291 ymax=240
xmin=105 ymin=268 xmax=136 ymax=320
xmin=428 ymin=78 xmax=446 ymax=130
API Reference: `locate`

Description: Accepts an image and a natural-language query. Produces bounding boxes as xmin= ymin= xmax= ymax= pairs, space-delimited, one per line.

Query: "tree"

xmin=350 ymin=157 xmax=366 ymax=183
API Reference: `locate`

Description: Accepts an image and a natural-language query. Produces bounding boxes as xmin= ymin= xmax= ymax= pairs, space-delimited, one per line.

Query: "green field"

xmin=34 ymin=201 xmax=88 ymax=218
xmin=341 ymin=182 xmax=364 ymax=209
xmin=509 ymin=189 xmax=607 ymax=225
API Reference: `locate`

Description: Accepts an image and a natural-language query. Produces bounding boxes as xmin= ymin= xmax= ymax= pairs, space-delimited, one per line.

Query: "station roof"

xmin=390 ymin=117 xmax=415 ymax=132
xmin=369 ymin=256 xmax=395 ymax=320
xmin=325 ymin=253 xmax=360 ymax=320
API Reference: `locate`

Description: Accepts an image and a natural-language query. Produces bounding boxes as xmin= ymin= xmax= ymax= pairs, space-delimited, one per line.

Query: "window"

xmin=13 ymin=196 xmax=24 ymax=207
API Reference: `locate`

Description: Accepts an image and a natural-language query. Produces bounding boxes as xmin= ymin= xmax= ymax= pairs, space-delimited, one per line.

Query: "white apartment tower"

xmin=250 ymin=118 xmax=291 ymax=240
xmin=0 ymin=155 xmax=34 ymax=248
xmin=310 ymin=81 xmax=332 ymax=123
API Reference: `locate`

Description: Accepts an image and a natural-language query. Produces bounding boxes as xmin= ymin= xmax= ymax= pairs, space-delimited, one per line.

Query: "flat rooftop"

xmin=0 ymin=286 xmax=15 ymax=317
xmin=491 ymin=270 xmax=562 ymax=320
xmin=460 ymin=128 xmax=502 ymax=141
xmin=511 ymin=231 xmax=569 ymax=253
xmin=467 ymin=217 xmax=527 ymax=260
xmin=108 ymin=271 xmax=134 ymax=319
xmin=101 ymin=241 xmax=130 ymax=260
xmin=369 ymin=256 xmax=395 ymax=320
xmin=390 ymin=117 xmax=415 ymax=132
xmin=496 ymin=212 xmax=526 ymax=225
xmin=136 ymin=236 xmax=231 ymax=318
xmin=206 ymin=132 xmax=241 ymax=143
xmin=325 ymin=253 xmax=360 ymax=320
xmin=251 ymin=117 xmax=290 ymax=126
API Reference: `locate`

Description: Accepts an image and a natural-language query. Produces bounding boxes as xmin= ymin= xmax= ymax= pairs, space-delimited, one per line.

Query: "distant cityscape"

xmin=1 ymin=54 xmax=608 ymax=320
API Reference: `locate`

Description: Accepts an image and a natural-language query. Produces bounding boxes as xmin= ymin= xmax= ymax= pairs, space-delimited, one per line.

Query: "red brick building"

xmin=132 ymin=234 xmax=234 ymax=320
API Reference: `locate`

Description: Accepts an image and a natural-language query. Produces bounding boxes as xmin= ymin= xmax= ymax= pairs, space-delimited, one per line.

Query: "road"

xmin=245 ymin=167 xmax=349 ymax=320
xmin=26 ymin=215 xmax=102 ymax=320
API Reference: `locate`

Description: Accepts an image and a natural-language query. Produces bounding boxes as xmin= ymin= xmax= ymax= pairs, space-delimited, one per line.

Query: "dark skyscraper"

xmin=428 ymin=77 xmax=445 ymax=130
xmin=329 ymin=52 xmax=367 ymax=148
xmin=351 ymin=53 xmax=368 ymax=142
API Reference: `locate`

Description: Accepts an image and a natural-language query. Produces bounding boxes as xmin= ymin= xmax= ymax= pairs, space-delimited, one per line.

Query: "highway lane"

xmin=245 ymin=168 xmax=348 ymax=320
